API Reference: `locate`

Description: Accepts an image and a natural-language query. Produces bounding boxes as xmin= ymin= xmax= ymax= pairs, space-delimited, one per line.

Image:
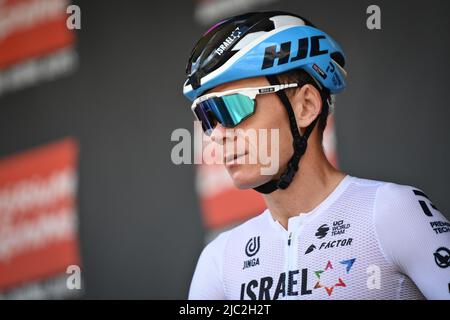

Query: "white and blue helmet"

xmin=183 ymin=11 xmax=347 ymax=101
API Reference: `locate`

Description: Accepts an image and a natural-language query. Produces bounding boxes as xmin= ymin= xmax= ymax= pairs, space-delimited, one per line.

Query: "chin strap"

xmin=253 ymin=75 xmax=329 ymax=194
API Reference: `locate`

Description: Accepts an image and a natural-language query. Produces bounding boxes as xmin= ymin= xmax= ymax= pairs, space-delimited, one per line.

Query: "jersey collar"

xmin=265 ymin=175 xmax=353 ymax=233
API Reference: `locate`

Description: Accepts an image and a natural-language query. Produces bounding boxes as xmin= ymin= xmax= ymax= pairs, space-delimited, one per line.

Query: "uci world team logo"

xmin=245 ymin=236 xmax=260 ymax=257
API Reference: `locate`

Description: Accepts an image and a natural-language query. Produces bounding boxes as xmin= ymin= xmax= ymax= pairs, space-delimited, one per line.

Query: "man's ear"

xmin=290 ymin=84 xmax=322 ymax=129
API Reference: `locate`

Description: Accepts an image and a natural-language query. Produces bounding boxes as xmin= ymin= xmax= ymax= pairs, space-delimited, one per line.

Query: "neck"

xmin=263 ymin=138 xmax=346 ymax=230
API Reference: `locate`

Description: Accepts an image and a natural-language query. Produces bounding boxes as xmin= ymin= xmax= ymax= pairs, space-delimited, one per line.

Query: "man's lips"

xmin=224 ymin=152 xmax=247 ymax=164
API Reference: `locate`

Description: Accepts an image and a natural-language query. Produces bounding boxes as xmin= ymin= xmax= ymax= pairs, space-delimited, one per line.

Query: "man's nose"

xmin=210 ymin=123 xmax=229 ymax=145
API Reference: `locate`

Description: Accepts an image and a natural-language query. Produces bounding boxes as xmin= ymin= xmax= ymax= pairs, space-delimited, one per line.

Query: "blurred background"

xmin=0 ymin=0 xmax=449 ymax=299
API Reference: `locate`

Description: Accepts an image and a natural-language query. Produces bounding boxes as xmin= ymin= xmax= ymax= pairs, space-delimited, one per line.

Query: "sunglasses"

xmin=191 ymin=83 xmax=299 ymax=135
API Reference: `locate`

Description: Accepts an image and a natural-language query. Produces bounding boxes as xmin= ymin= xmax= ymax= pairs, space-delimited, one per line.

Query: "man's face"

xmin=207 ymin=77 xmax=294 ymax=189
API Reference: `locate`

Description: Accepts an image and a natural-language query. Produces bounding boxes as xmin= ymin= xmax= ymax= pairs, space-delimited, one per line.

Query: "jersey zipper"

xmin=285 ymin=231 xmax=294 ymax=300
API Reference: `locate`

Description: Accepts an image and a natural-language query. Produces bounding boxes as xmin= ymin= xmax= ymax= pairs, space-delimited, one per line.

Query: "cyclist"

xmin=183 ymin=11 xmax=450 ymax=299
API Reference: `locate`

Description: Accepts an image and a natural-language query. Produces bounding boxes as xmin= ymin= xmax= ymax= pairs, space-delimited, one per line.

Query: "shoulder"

xmin=201 ymin=230 xmax=231 ymax=259
xmin=376 ymin=180 xmax=424 ymax=201
xmin=344 ymin=176 xmax=432 ymax=227
xmin=352 ymin=178 xmax=436 ymax=266
xmin=373 ymin=179 xmax=429 ymax=218
xmin=348 ymin=176 xmax=425 ymax=211
xmin=367 ymin=178 xmax=439 ymax=252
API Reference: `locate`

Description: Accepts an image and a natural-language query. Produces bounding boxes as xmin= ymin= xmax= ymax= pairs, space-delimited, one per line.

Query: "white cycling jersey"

xmin=189 ymin=175 xmax=450 ymax=300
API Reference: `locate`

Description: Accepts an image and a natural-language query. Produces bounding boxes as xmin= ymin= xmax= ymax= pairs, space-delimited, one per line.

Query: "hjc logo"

xmin=245 ymin=236 xmax=260 ymax=257
xmin=261 ymin=36 xmax=329 ymax=70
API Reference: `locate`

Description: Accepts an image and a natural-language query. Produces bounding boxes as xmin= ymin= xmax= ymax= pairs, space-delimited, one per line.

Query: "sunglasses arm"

xmin=191 ymin=83 xmax=300 ymax=108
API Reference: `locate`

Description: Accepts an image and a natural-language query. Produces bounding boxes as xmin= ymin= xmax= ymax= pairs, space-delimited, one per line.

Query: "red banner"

xmin=0 ymin=138 xmax=80 ymax=291
xmin=0 ymin=0 xmax=74 ymax=70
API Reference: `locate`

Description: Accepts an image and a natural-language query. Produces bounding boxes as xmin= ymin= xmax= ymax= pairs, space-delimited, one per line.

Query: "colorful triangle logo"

xmin=339 ymin=258 xmax=356 ymax=273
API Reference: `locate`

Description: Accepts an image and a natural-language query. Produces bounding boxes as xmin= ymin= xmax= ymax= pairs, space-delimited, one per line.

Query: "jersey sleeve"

xmin=374 ymin=182 xmax=450 ymax=299
xmin=188 ymin=231 xmax=230 ymax=300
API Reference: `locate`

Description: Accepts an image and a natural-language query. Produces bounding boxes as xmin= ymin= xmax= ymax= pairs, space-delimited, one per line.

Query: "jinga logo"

xmin=245 ymin=236 xmax=260 ymax=257
xmin=243 ymin=257 xmax=260 ymax=270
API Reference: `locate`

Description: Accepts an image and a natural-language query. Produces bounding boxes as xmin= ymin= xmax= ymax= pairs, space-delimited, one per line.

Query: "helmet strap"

xmin=253 ymin=74 xmax=328 ymax=194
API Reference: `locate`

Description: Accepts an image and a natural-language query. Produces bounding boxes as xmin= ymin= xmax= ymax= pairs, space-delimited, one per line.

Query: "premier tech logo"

xmin=305 ymin=220 xmax=352 ymax=255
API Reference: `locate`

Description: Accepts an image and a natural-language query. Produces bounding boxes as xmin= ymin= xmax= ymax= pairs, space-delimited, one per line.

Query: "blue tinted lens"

xmin=194 ymin=94 xmax=255 ymax=135
xmin=193 ymin=102 xmax=216 ymax=135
